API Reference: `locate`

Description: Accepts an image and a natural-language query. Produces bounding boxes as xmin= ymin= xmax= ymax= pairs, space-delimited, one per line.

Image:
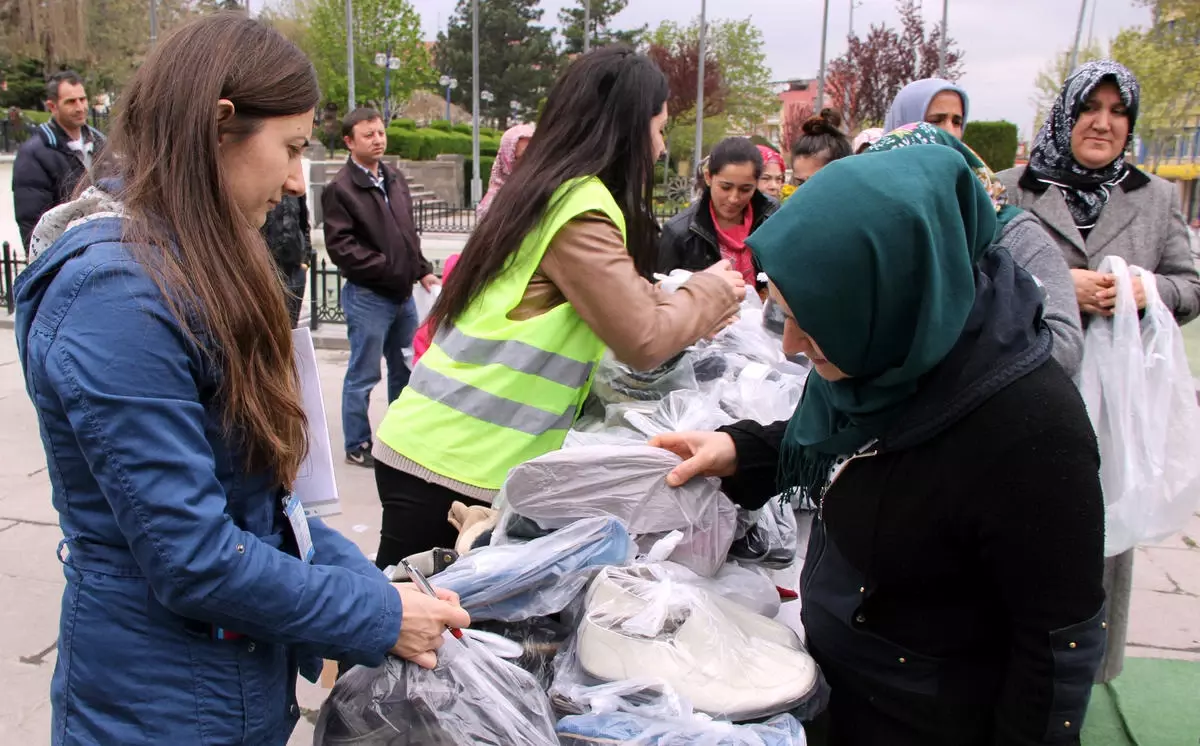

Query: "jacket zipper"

xmin=818 ymin=448 xmax=879 ymax=520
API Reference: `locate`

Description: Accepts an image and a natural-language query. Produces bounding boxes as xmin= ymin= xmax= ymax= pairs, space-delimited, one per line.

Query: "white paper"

xmin=291 ymin=328 xmax=341 ymax=517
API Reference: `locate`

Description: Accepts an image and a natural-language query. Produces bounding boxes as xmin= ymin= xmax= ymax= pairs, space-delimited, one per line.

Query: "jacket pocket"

xmin=1045 ymin=603 xmax=1107 ymax=741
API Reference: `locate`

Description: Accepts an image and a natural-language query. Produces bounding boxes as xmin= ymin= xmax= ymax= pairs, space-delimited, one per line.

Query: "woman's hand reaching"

xmin=702 ymin=260 xmax=747 ymax=302
xmin=390 ymin=585 xmax=470 ymax=669
xmin=649 ymin=431 xmax=739 ymax=487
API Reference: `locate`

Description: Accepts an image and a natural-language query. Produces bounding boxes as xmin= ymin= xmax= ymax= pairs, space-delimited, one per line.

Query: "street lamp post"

xmin=938 ymin=0 xmax=950 ymax=78
xmin=694 ymin=0 xmax=707 ymax=171
xmin=375 ymin=50 xmax=402 ymax=123
xmin=1069 ymin=0 xmax=1089 ymax=74
xmin=849 ymin=0 xmax=862 ymax=37
xmin=149 ymin=0 xmax=157 ymax=48
xmin=439 ymin=76 xmax=459 ymax=122
xmin=815 ymin=0 xmax=831 ymax=111
xmin=345 ymin=0 xmax=356 ymax=114
xmin=583 ymin=0 xmax=591 ymax=54
xmin=471 ymin=0 xmax=482 ymax=205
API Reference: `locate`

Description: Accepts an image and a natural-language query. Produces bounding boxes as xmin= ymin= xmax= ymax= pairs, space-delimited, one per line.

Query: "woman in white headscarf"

xmin=884 ymin=78 xmax=969 ymax=139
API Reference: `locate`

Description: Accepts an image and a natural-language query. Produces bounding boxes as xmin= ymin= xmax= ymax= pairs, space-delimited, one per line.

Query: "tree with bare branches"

xmin=781 ymin=102 xmax=814 ymax=153
xmin=645 ymin=39 xmax=726 ymax=127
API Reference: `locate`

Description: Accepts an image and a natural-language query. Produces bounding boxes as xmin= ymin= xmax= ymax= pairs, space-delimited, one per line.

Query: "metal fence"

xmin=2 ymin=242 xmax=30 ymax=314
xmin=308 ymin=252 xmax=449 ymax=330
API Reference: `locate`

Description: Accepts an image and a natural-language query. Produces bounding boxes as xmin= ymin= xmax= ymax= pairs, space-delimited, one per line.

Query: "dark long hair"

xmin=429 ymin=46 xmax=668 ymax=332
xmin=89 ymin=13 xmax=317 ymax=485
xmin=792 ymin=108 xmax=852 ymax=163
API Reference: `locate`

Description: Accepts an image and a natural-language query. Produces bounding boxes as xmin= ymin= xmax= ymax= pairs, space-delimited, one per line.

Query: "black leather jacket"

xmin=656 ymin=190 xmax=778 ymax=290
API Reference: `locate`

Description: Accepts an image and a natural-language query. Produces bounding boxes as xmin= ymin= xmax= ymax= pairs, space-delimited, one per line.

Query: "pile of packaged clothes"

xmin=315 ymin=292 xmax=820 ymax=746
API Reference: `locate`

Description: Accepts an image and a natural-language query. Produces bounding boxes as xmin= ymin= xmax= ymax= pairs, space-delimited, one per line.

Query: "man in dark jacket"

xmin=322 ymin=107 xmax=438 ymax=467
xmin=262 ymin=194 xmax=312 ymax=328
xmin=12 ymin=71 xmax=105 ymax=250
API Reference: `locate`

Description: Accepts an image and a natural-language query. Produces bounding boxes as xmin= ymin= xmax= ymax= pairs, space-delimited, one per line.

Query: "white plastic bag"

xmin=493 ymin=446 xmax=738 ymax=577
xmin=569 ymin=565 xmax=822 ymax=722
xmin=315 ymin=633 xmax=558 ymax=746
xmin=411 ymin=282 xmax=441 ymax=323
xmin=719 ymin=362 xmax=806 ymax=425
xmin=1079 ymin=256 xmax=1200 ymax=556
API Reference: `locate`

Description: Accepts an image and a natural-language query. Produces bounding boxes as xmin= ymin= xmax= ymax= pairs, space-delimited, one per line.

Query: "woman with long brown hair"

xmin=13 ymin=14 xmax=466 ymax=744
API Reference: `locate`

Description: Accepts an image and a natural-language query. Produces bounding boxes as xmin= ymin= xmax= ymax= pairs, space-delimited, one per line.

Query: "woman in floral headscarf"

xmin=998 ymin=61 xmax=1199 ymax=326
xmin=756 ymin=144 xmax=786 ymax=200
xmin=476 ymin=123 xmax=536 ymax=218
xmin=998 ymin=60 xmax=1200 ymax=684
xmin=868 ymin=122 xmax=1084 ymax=377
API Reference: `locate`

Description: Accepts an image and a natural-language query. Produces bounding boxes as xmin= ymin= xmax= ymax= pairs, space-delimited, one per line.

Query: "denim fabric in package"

xmin=566 ymin=564 xmax=822 ymax=723
xmin=493 ymin=445 xmax=738 ymax=577
xmin=313 ymin=634 xmax=558 ymax=746
xmin=557 ymin=711 xmax=807 ymax=745
xmin=431 ymin=516 xmax=635 ymax=622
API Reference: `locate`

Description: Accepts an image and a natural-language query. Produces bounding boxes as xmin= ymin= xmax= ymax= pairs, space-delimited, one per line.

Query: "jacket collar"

xmin=345 ymin=156 xmax=391 ymax=190
xmin=39 ymin=118 xmax=101 ymax=151
xmin=1017 ymin=162 xmax=1150 ymax=195
xmin=1017 ymin=164 xmax=1150 ymax=257
xmin=689 ymin=190 xmax=778 ymax=245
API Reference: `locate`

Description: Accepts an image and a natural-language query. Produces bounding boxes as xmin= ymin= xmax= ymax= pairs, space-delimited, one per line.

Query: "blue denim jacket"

xmin=15 ymin=215 xmax=401 ymax=745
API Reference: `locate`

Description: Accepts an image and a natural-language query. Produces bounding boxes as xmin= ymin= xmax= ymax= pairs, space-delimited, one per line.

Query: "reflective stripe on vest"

xmin=407 ymin=364 xmax=577 ymax=436
xmin=435 ymin=327 xmax=595 ymax=390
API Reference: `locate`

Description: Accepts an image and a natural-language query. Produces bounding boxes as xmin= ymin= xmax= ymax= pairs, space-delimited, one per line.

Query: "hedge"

xmin=429 ymin=120 xmax=453 ymax=132
xmin=962 ymin=121 xmax=1019 ymax=172
xmin=452 ymin=123 xmax=472 ymax=135
xmin=391 ymin=118 xmax=417 ymax=130
xmin=463 ymin=156 xmax=497 ymax=204
xmin=385 ymin=127 xmax=501 ymax=160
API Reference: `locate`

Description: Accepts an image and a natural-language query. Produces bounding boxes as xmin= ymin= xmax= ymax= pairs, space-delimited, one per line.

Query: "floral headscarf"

xmin=1028 ymin=60 xmax=1140 ymax=232
xmin=756 ymin=145 xmax=785 ymax=172
xmin=868 ymin=122 xmax=1021 ymax=233
xmin=477 ymin=123 xmax=536 ymax=219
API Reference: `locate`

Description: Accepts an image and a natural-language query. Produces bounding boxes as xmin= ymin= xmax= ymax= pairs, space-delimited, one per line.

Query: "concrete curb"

xmin=0 ymin=313 xmax=352 ymax=351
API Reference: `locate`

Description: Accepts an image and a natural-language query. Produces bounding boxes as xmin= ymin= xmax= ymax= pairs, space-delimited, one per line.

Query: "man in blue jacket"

xmin=12 ymin=71 xmax=106 ymax=250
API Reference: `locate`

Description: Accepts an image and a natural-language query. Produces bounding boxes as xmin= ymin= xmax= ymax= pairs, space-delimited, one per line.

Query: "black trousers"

xmin=373 ymin=460 xmax=489 ymax=571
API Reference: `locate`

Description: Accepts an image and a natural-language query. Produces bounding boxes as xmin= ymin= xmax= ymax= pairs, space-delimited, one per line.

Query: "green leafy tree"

xmin=962 ymin=120 xmax=1019 ymax=171
xmin=1030 ymin=41 xmax=1105 ymax=137
xmin=1112 ymin=2 xmax=1200 ymax=165
xmin=558 ymin=0 xmax=645 ymax=55
xmin=435 ymin=0 xmax=557 ymax=129
xmin=646 ymin=17 xmax=774 ymax=132
xmin=305 ymin=0 xmax=431 ymax=113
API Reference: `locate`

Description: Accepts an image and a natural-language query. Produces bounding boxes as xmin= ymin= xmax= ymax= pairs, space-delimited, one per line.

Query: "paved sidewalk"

xmin=0 ymin=330 xmax=1197 ymax=744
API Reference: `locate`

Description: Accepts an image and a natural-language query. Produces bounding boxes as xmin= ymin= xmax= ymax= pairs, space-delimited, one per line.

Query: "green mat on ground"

xmin=1083 ymin=657 xmax=1200 ymax=746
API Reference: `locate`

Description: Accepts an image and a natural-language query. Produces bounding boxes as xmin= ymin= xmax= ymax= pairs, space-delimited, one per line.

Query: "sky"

xmin=314 ymin=0 xmax=1156 ymax=141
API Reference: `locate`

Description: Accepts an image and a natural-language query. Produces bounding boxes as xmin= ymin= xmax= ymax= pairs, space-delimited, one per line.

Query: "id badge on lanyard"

xmin=281 ymin=492 xmax=315 ymax=564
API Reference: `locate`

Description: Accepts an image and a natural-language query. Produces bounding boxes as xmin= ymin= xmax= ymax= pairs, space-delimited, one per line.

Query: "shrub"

xmin=962 ymin=121 xmax=1019 ymax=172
xmin=463 ymin=156 xmax=496 ymax=204
xmin=429 ymin=120 xmax=453 ymax=132
xmin=452 ymin=123 xmax=472 ymax=135
xmin=391 ymin=118 xmax=417 ymax=130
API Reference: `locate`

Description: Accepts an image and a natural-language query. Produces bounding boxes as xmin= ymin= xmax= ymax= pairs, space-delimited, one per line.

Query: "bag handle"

xmin=1128 ymin=264 xmax=1165 ymax=313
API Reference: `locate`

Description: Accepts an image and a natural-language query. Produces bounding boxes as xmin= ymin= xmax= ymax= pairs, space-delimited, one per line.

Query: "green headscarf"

xmin=746 ymin=145 xmax=997 ymax=502
xmin=868 ymin=122 xmax=1023 ymax=234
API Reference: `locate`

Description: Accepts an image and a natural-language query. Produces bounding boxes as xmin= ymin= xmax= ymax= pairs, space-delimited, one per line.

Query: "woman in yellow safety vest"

xmin=369 ymin=46 xmax=746 ymax=569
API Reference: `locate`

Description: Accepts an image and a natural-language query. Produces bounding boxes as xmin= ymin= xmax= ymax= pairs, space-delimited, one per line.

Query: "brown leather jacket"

xmin=321 ymin=158 xmax=432 ymax=303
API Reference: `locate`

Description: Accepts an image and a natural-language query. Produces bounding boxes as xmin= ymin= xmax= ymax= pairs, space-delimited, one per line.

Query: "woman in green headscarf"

xmin=867 ymin=122 xmax=1083 ymax=377
xmin=651 ymin=146 xmax=1106 ymax=745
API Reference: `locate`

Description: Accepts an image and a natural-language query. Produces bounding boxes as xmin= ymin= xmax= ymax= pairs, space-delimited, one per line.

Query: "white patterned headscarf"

xmin=1028 ymin=60 xmax=1140 ymax=231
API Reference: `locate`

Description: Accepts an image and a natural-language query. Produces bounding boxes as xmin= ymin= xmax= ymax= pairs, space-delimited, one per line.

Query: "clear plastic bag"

xmin=654 ymin=559 xmax=781 ymax=620
xmin=570 ymin=564 xmax=822 ymax=722
xmin=729 ymin=497 xmax=799 ymax=570
xmin=433 ymin=516 xmax=635 ymax=622
xmin=314 ymin=634 xmax=558 ymax=746
xmin=557 ymin=710 xmax=807 ymax=745
xmin=1079 ymin=256 xmax=1200 ymax=556
xmin=605 ymin=388 xmax=736 ymax=440
xmin=470 ymin=617 xmax=574 ymax=691
xmin=590 ymin=350 xmax=699 ymax=405
xmin=718 ymin=362 xmax=806 ymax=425
xmin=493 ymin=446 xmax=738 ymax=577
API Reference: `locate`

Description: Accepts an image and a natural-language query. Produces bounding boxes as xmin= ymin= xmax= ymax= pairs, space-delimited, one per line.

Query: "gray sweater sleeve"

xmin=998 ymin=215 xmax=1085 ymax=378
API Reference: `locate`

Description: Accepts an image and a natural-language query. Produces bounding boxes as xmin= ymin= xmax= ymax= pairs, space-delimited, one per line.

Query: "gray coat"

xmin=998 ymin=166 xmax=1200 ymax=324
xmin=995 ymin=212 xmax=1085 ymax=377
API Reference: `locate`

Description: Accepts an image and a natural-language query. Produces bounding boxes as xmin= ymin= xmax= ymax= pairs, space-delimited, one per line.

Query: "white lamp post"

xmin=375 ymin=51 xmax=402 ymax=122
xmin=439 ymin=75 xmax=458 ymax=122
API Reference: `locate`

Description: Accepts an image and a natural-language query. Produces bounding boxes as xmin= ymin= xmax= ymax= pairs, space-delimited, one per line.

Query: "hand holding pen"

xmin=388 ymin=561 xmax=471 ymax=670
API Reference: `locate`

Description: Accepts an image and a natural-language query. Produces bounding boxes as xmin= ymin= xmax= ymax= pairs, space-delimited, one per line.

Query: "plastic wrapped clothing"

xmin=571 ymin=565 xmax=821 ymax=722
xmin=1079 ymin=256 xmax=1200 ymax=556
xmin=434 ymin=516 xmax=635 ymax=622
xmin=468 ymin=617 xmax=572 ymax=690
xmin=603 ymin=388 xmax=736 ymax=440
xmin=718 ymin=362 xmax=805 ymax=425
xmin=556 ymin=711 xmax=807 ymax=745
xmin=639 ymin=559 xmax=781 ymax=619
xmin=494 ymin=446 xmax=738 ymax=577
xmin=590 ymin=351 xmax=702 ymax=405
xmin=729 ymin=497 xmax=799 ymax=570
xmin=314 ymin=634 xmax=558 ymax=746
